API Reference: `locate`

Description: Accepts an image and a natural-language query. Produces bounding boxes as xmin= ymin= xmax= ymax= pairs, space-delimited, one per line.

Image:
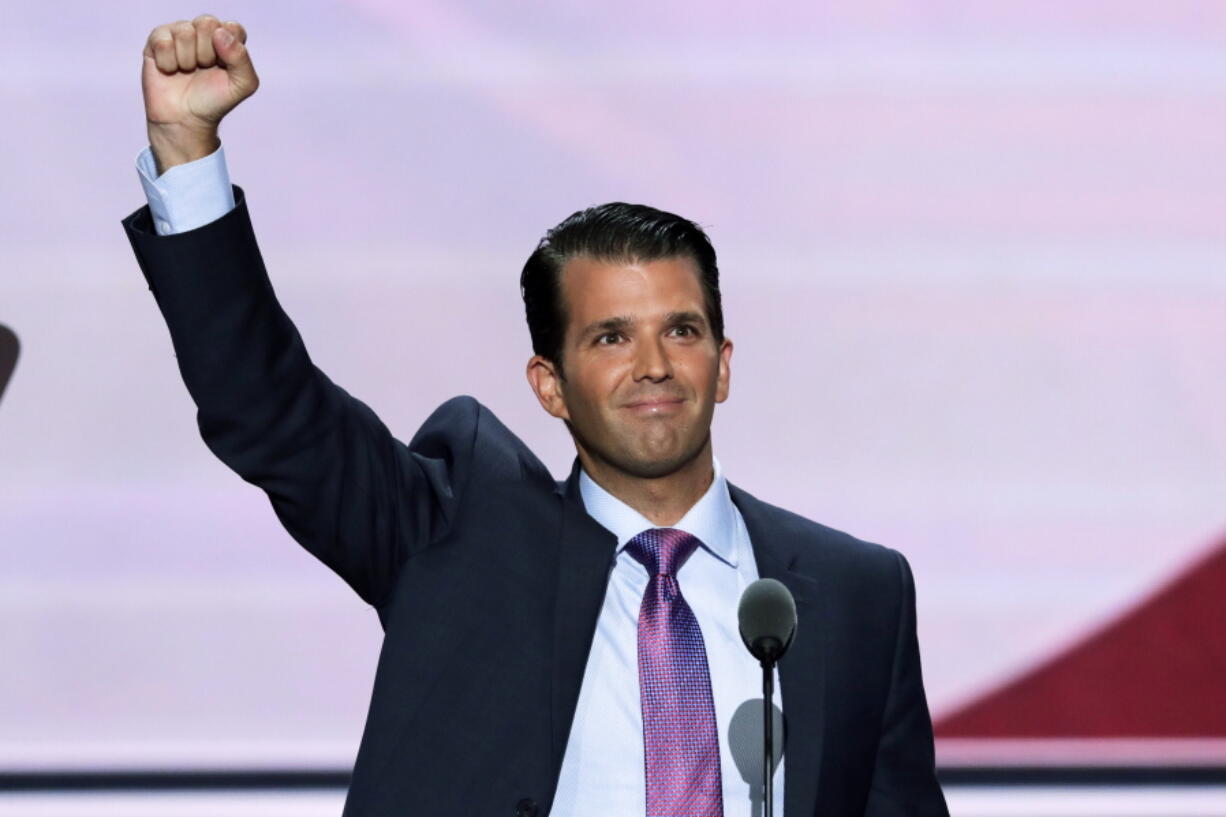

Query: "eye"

xmin=671 ymin=324 xmax=698 ymax=338
xmin=596 ymin=332 xmax=623 ymax=345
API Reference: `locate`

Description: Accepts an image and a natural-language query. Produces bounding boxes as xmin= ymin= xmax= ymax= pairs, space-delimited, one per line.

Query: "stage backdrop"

xmin=2 ymin=0 xmax=1225 ymax=772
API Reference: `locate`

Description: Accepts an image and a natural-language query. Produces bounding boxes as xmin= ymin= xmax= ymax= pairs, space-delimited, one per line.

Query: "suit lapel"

xmin=731 ymin=484 xmax=826 ymax=817
xmin=549 ymin=462 xmax=619 ymax=774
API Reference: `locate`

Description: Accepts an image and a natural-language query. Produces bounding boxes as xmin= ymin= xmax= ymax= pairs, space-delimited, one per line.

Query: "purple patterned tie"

xmin=625 ymin=528 xmax=724 ymax=817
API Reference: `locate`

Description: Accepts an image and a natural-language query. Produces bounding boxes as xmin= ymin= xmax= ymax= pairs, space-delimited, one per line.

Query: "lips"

xmin=622 ymin=395 xmax=686 ymax=414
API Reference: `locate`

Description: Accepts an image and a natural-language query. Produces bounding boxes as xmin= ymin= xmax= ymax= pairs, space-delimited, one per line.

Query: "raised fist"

xmin=142 ymin=15 xmax=259 ymax=174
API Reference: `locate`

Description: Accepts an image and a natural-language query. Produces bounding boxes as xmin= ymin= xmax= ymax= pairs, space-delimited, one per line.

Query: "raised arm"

xmin=125 ymin=17 xmax=476 ymax=607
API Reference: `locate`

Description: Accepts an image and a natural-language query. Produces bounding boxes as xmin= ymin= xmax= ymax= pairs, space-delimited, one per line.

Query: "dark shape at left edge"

xmin=0 ymin=324 xmax=19 ymax=405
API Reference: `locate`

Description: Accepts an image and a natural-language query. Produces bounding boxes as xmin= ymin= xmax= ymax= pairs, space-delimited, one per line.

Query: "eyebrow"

xmin=665 ymin=310 xmax=708 ymax=328
xmin=576 ymin=311 xmax=709 ymax=342
xmin=578 ymin=316 xmax=634 ymax=342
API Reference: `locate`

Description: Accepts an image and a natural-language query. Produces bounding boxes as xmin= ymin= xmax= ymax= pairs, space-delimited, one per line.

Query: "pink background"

xmin=2 ymin=0 xmax=1225 ymax=771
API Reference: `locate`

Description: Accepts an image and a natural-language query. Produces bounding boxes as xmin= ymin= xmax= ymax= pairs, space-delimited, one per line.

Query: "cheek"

xmin=680 ymin=352 xmax=721 ymax=391
xmin=562 ymin=370 xmax=614 ymax=416
xmin=571 ymin=355 xmax=629 ymax=396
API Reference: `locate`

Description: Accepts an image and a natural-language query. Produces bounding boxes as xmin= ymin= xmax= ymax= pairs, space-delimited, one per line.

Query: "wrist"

xmin=146 ymin=122 xmax=220 ymax=176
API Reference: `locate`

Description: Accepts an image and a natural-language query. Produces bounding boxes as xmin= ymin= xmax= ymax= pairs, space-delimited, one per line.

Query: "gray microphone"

xmin=738 ymin=577 xmax=797 ymax=665
xmin=738 ymin=578 xmax=797 ymax=817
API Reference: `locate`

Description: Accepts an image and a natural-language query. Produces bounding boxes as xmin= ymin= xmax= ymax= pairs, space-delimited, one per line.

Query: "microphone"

xmin=738 ymin=577 xmax=797 ymax=665
xmin=738 ymin=578 xmax=797 ymax=817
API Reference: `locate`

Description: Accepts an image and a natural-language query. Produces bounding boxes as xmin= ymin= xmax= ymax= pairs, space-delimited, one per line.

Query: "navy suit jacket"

xmin=122 ymin=187 xmax=948 ymax=817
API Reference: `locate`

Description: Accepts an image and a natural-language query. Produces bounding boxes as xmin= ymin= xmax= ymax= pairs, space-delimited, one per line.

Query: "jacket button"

xmin=515 ymin=797 xmax=539 ymax=817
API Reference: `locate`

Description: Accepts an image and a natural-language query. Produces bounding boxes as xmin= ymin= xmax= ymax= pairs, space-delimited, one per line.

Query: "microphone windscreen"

xmin=738 ymin=578 xmax=797 ymax=661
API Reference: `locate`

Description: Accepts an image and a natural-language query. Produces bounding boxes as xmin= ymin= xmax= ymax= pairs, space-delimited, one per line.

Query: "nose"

xmin=633 ymin=335 xmax=673 ymax=383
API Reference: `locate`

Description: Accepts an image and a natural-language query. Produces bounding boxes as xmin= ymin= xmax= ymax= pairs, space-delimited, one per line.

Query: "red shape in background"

xmin=936 ymin=537 xmax=1226 ymax=737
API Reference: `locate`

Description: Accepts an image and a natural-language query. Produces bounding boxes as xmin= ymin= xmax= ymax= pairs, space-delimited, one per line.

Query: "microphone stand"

xmin=738 ymin=578 xmax=796 ymax=817
xmin=759 ymin=640 xmax=781 ymax=817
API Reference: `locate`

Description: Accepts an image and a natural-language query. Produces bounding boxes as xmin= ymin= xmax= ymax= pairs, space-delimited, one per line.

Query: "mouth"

xmin=622 ymin=396 xmax=686 ymax=416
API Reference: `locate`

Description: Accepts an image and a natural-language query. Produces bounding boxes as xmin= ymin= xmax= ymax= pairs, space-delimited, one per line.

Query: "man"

xmin=123 ymin=15 xmax=949 ymax=817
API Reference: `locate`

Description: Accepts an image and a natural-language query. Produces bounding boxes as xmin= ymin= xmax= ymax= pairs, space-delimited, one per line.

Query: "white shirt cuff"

xmin=135 ymin=144 xmax=236 ymax=236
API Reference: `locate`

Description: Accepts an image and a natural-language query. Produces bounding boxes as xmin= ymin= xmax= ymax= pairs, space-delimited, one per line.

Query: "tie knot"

xmin=625 ymin=528 xmax=701 ymax=577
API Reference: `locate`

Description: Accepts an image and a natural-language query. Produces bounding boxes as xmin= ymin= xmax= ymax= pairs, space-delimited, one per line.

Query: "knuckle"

xmin=192 ymin=13 xmax=219 ymax=24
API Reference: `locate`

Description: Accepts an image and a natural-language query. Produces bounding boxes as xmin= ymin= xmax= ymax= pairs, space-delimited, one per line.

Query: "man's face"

xmin=528 ymin=254 xmax=732 ymax=479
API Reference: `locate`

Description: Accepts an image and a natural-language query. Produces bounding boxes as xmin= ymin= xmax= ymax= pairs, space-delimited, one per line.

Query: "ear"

xmin=526 ymin=355 xmax=571 ymax=421
xmin=714 ymin=337 xmax=733 ymax=404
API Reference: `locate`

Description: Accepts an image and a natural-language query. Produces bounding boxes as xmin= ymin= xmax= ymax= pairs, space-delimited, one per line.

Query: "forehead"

xmin=557 ymin=255 xmax=705 ymax=324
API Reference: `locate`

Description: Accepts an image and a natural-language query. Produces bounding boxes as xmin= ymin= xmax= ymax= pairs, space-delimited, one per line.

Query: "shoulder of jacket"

xmin=415 ymin=395 xmax=553 ymax=484
xmin=731 ymin=483 xmax=902 ymax=577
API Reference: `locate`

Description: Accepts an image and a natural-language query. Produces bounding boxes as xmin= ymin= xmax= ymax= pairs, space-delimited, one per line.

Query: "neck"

xmin=576 ymin=438 xmax=715 ymax=526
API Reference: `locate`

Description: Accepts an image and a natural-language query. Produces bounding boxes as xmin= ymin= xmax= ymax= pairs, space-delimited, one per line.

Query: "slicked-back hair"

xmin=520 ymin=202 xmax=724 ymax=376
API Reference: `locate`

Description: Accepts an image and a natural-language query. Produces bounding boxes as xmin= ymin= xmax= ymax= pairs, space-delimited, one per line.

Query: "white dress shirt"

xmin=556 ymin=458 xmax=785 ymax=816
xmin=133 ymin=147 xmax=785 ymax=815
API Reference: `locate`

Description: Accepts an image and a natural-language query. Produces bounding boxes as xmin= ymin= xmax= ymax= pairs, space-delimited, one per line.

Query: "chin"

xmin=614 ymin=455 xmax=691 ymax=480
xmin=569 ymin=412 xmax=712 ymax=480
xmin=612 ymin=436 xmax=710 ymax=480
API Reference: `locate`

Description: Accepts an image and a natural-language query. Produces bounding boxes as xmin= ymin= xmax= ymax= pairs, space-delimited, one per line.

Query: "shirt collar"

xmin=577 ymin=456 xmax=739 ymax=568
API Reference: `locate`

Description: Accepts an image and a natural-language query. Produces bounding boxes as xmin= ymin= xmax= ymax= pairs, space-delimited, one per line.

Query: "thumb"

xmin=213 ymin=26 xmax=258 ymax=97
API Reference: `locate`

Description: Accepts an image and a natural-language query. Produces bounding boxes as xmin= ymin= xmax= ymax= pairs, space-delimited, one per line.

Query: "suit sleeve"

xmin=863 ymin=551 xmax=950 ymax=817
xmin=121 ymin=186 xmax=476 ymax=608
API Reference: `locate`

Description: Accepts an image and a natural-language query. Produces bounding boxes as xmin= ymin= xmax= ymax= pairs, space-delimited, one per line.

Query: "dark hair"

xmin=520 ymin=202 xmax=724 ymax=375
